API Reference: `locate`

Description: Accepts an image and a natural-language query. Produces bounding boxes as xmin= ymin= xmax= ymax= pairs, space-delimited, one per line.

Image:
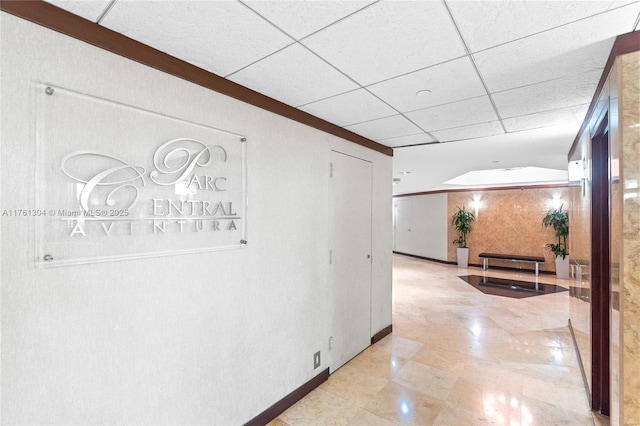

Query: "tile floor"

xmin=269 ymin=254 xmax=601 ymax=425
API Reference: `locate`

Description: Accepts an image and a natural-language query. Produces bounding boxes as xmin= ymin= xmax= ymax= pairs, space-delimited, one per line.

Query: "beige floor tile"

xmin=350 ymin=408 xmax=396 ymax=426
xmin=510 ymin=328 xmax=575 ymax=348
xmin=364 ymin=382 xmax=444 ymax=424
xmin=522 ymin=374 xmax=591 ymax=415
xmin=392 ymin=360 xmax=458 ymax=401
xmin=471 ymin=340 xmax=574 ymax=365
xmin=266 ymin=418 xmax=291 ymax=426
xmin=410 ymin=345 xmax=468 ymax=376
xmin=348 ymin=346 xmax=408 ymax=379
xmin=458 ymin=355 xmax=527 ymax=396
xmin=445 ymin=378 xmax=487 ymax=415
xmin=372 ymin=334 xmax=423 ymax=360
xmin=418 ymin=309 xmax=465 ymax=327
xmin=319 ymin=364 xmax=389 ymax=407
xmin=432 ymin=402 xmax=489 ymax=425
xmin=274 ymin=256 xmax=596 ymax=425
xmin=278 ymin=388 xmax=360 ymax=425
xmin=392 ymin=320 xmax=435 ymax=343
xmin=503 ymin=393 xmax=595 ymax=425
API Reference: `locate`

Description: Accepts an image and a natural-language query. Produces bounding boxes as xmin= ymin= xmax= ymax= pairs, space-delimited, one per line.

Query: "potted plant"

xmin=542 ymin=204 xmax=570 ymax=278
xmin=451 ymin=206 xmax=475 ymax=267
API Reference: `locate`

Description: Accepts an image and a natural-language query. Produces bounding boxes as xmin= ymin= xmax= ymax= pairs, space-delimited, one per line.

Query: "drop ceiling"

xmin=43 ymin=0 xmax=640 ymax=194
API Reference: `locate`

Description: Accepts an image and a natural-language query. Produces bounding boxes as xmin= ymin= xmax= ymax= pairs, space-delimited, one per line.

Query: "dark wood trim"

xmin=371 ymin=324 xmax=393 ymax=344
xmin=393 ymin=252 xmax=454 ymax=265
xmin=569 ymin=318 xmax=592 ymax=406
xmin=569 ymin=30 xmax=640 ymax=159
xmin=393 ymin=183 xmax=568 ymax=198
xmin=244 ymin=367 xmax=329 ymax=426
xmin=0 ymin=1 xmax=393 ymax=157
xmin=590 ymin=114 xmax=611 ymax=415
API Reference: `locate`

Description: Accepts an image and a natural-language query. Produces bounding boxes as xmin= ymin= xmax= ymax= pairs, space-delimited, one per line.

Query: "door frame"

xmin=328 ymin=150 xmax=373 ymax=373
xmin=591 ymin=110 xmax=610 ymax=415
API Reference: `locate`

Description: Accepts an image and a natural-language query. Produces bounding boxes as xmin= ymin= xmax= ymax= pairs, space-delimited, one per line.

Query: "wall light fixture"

xmin=472 ymin=194 xmax=481 ymax=217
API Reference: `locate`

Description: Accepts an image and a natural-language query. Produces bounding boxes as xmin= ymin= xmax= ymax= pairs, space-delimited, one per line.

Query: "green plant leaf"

xmin=542 ymin=205 xmax=569 ymax=259
xmin=451 ymin=206 xmax=475 ymax=248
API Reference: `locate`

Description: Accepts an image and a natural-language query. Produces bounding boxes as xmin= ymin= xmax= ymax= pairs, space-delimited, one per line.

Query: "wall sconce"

xmin=551 ymin=193 xmax=562 ymax=209
xmin=568 ymin=158 xmax=588 ymax=196
xmin=472 ymin=194 xmax=481 ymax=217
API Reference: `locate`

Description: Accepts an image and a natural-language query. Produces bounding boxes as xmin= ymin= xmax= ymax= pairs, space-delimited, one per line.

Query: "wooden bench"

xmin=478 ymin=252 xmax=545 ymax=276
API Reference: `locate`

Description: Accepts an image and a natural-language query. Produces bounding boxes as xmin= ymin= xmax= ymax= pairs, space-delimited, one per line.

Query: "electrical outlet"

xmin=314 ymin=351 xmax=321 ymax=369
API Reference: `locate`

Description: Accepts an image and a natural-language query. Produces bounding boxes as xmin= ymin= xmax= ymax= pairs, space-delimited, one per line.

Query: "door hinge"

xmin=329 ymin=336 xmax=333 ymax=351
xmin=329 ymin=250 xmax=333 ymax=265
xmin=329 ymin=162 xmax=333 ymax=178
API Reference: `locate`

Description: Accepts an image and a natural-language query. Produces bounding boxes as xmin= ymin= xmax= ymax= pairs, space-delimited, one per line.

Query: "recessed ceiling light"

xmin=416 ymin=89 xmax=431 ymax=97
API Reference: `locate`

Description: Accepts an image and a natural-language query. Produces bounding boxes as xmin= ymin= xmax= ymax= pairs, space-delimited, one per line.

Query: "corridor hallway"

xmin=270 ymin=254 xmax=599 ymax=425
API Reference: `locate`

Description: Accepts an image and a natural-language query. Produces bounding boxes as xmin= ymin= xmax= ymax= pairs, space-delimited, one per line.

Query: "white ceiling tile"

xmin=432 ymin=121 xmax=504 ymax=142
xmin=227 ymin=43 xmax=359 ymax=107
xmin=345 ymin=115 xmax=423 ymax=141
xmin=302 ymin=1 xmax=466 ymax=86
xmin=406 ymin=96 xmax=499 ymax=131
xmin=367 ymin=57 xmax=486 ymax=113
xmin=298 ymin=89 xmax=396 ymax=127
xmin=449 ymin=1 xmax=638 ymax=53
xmin=473 ymin=4 xmax=640 ymax=92
xmin=493 ymin=70 xmax=601 ymax=118
xmin=44 ymin=0 xmax=112 ymax=22
xmin=503 ymin=104 xmax=589 ymax=133
xmin=38 ymin=0 xmax=636 ymax=195
xmin=378 ymin=133 xmax=437 ymax=148
xmin=100 ymin=0 xmax=293 ymax=77
xmin=242 ymin=1 xmax=374 ymax=40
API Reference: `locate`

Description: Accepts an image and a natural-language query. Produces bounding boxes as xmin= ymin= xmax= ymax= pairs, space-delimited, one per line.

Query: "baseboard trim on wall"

xmin=568 ymin=318 xmax=592 ymax=408
xmin=371 ymin=324 xmax=393 ymax=344
xmin=393 ymin=252 xmax=556 ymax=275
xmin=245 ymin=324 xmax=392 ymax=426
xmin=393 ymin=252 xmax=453 ymax=265
xmin=245 ymin=367 xmax=330 ymax=426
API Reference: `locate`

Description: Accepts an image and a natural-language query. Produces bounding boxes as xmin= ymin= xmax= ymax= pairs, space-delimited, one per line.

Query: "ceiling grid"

xmin=38 ymin=0 xmax=640 ymax=191
xmin=441 ymin=0 xmax=508 ymax=134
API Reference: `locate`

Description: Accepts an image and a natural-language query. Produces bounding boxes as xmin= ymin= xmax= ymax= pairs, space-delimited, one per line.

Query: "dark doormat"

xmin=459 ymin=275 xmax=568 ymax=299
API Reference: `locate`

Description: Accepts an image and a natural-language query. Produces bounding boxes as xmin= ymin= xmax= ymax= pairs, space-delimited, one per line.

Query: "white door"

xmin=329 ymin=150 xmax=372 ymax=372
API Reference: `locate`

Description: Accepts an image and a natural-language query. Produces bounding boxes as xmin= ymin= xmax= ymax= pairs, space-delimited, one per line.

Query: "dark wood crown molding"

xmin=0 ymin=0 xmax=393 ymax=157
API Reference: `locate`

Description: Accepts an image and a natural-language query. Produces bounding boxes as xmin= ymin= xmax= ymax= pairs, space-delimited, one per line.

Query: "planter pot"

xmin=555 ymin=255 xmax=570 ymax=279
xmin=456 ymin=247 xmax=469 ymax=268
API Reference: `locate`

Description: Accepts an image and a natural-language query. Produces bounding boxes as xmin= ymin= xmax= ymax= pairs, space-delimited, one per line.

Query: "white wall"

xmin=0 ymin=14 xmax=392 ymax=425
xmin=394 ymin=193 xmax=448 ymax=261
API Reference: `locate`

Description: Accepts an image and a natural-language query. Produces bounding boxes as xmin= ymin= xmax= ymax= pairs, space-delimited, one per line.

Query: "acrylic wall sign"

xmin=35 ymin=84 xmax=247 ymax=267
